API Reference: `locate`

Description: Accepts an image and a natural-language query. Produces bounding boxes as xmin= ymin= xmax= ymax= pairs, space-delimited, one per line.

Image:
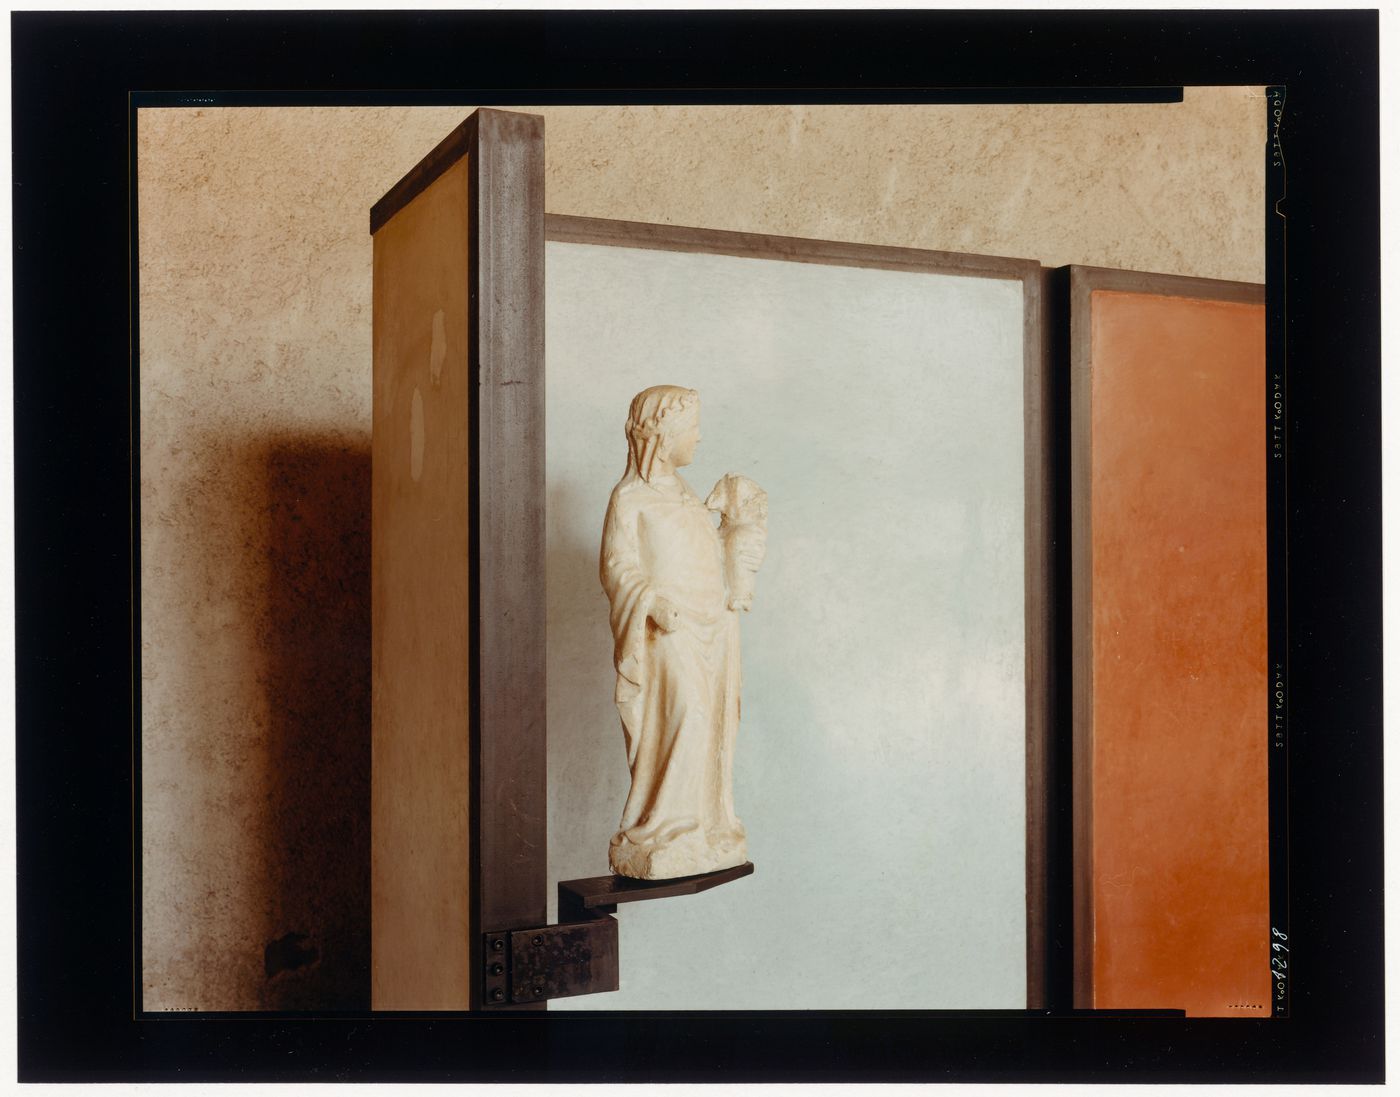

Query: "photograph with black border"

xmin=12 ymin=8 xmax=1381 ymax=1083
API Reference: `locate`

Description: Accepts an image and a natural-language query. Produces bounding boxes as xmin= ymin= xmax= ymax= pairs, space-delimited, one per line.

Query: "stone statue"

xmin=600 ymin=386 xmax=767 ymax=879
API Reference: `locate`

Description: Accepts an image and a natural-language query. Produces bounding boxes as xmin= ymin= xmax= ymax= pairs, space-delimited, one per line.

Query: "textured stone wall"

xmin=138 ymin=92 xmax=1264 ymax=1011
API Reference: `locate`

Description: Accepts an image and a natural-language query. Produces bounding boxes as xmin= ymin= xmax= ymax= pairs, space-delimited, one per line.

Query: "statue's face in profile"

xmin=668 ymin=413 xmax=701 ymax=468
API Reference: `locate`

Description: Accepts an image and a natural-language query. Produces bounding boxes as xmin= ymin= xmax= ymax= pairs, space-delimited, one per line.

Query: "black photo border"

xmin=13 ymin=8 xmax=1381 ymax=1083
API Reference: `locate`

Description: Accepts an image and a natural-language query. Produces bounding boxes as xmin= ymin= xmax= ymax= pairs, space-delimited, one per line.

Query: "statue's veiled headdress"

xmin=623 ymin=385 xmax=700 ymax=482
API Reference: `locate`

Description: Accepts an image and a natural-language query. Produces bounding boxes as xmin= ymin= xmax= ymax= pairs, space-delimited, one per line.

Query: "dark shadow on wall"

xmin=257 ymin=436 xmax=371 ymax=1010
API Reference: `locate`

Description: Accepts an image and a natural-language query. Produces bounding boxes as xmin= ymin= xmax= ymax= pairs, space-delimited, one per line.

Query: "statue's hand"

xmin=649 ymin=595 xmax=683 ymax=633
xmin=736 ymin=542 xmax=766 ymax=572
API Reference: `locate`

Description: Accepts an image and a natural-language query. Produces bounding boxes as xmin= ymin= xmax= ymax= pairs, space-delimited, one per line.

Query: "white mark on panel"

xmin=410 ymin=387 xmax=425 ymax=482
xmin=430 ymin=309 xmax=447 ymax=386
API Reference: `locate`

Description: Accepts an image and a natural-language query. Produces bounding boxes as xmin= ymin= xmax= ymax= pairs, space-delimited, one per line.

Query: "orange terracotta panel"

xmin=1086 ymin=289 xmax=1268 ymax=1017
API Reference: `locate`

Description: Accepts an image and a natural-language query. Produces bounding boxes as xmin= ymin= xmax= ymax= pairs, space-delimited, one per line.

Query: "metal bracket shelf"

xmin=482 ymin=861 xmax=754 ymax=1007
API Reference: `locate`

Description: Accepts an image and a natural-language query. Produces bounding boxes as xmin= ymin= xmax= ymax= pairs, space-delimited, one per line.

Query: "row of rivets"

xmin=485 ymin=933 xmax=545 ymax=1003
xmin=486 ymin=935 xmax=508 ymax=1003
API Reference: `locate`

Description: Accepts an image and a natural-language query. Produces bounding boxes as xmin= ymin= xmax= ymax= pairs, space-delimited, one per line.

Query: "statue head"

xmin=625 ymin=385 xmax=701 ymax=482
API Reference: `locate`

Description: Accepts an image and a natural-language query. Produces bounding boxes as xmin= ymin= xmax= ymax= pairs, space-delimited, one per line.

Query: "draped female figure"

xmin=600 ymin=386 xmax=751 ymax=879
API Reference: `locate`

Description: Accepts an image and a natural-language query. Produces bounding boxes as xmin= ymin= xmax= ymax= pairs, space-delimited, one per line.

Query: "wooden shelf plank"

xmin=560 ymin=862 xmax=754 ymax=912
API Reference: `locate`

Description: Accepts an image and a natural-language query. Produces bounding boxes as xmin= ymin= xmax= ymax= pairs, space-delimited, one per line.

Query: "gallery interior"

xmin=137 ymin=94 xmax=1274 ymax=1016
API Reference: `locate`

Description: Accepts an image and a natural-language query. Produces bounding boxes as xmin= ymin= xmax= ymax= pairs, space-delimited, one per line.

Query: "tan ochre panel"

xmin=370 ymin=155 xmax=472 ymax=1010
xmin=1088 ymin=289 xmax=1268 ymax=1017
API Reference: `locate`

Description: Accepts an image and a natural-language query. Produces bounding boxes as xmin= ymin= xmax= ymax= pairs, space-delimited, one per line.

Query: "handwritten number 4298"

xmin=1271 ymin=927 xmax=1289 ymax=979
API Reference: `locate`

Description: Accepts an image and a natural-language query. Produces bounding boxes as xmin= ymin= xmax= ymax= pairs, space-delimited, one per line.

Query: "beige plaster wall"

xmin=138 ymin=92 xmax=1264 ymax=1012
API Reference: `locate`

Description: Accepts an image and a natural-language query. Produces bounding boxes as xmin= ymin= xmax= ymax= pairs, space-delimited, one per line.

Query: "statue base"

xmin=609 ymin=827 xmax=748 ymax=881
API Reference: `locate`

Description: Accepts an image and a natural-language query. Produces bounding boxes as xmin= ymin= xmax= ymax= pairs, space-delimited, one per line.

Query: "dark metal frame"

xmin=373 ymin=109 xmax=548 ymax=1011
xmin=547 ymin=215 xmax=1053 ymax=1007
